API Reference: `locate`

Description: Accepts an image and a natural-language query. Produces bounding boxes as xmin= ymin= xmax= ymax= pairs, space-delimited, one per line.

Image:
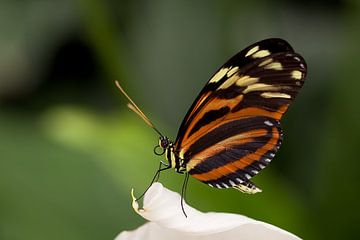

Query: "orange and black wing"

xmin=174 ymin=38 xmax=307 ymax=193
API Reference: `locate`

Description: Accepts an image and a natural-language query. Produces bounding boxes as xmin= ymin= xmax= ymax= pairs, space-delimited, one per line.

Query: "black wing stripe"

xmin=183 ymin=116 xmax=278 ymax=160
xmin=188 ymin=106 xmax=230 ymax=137
xmin=188 ymin=124 xmax=281 ymax=175
xmin=193 ymin=134 xmax=281 ymax=188
xmin=231 ymin=94 xmax=291 ymax=112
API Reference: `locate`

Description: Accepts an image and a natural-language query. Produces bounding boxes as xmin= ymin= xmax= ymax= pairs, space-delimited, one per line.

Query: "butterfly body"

xmin=156 ymin=38 xmax=306 ymax=194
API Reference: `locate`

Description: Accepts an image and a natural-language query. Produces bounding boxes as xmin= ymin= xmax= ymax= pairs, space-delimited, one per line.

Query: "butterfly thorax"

xmin=158 ymin=136 xmax=185 ymax=173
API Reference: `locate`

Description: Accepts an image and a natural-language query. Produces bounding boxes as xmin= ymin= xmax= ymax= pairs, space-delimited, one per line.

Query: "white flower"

xmin=115 ymin=183 xmax=301 ymax=240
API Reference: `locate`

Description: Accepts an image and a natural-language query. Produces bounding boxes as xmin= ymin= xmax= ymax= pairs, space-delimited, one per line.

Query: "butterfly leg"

xmin=155 ymin=161 xmax=169 ymax=181
xmin=136 ymin=162 xmax=171 ymax=201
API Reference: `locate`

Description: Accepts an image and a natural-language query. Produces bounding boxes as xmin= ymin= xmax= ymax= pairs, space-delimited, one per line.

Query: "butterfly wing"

xmin=174 ymin=38 xmax=307 ymax=193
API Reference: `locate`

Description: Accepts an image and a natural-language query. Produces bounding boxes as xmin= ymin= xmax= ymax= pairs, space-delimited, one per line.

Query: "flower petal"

xmin=116 ymin=183 xmax=300 ymax=240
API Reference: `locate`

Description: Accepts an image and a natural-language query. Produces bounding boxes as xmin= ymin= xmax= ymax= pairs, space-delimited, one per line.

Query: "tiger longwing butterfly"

xmin=116 ymin=38 xmax=306 ymax=197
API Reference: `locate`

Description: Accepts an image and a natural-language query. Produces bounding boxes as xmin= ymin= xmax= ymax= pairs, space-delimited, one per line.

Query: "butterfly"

xmin=116 ymin=38 xmax=306 ymax=201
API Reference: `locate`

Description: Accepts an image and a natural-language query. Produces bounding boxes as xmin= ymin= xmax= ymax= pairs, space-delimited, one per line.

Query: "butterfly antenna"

xmin=115 ymin=81 xmax=163 ymax=136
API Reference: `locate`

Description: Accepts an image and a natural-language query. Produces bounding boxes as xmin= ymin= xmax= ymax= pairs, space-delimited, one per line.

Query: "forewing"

xmin=176 ymin=38 xmax=294 ymax=144
xmin=174 ymin=38 xmax=307 ymax=193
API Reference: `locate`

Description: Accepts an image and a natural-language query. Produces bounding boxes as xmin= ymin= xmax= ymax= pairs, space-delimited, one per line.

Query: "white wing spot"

xmin=229 ymin=180 xmax=236 ymax=187
xmin=300 ymin=63 xmax=305 ymax=69
xmin=258 ymin=58 xmax=273 ymax=67
xmin=209 ymin=67 xmax=229 ymax=83
xmin=264 ymin=120 xmax=274 ymax=126
xmin=269 ymin=153 xmax=275 ymax=157
xmin=264 ymin=158 xmax=271 ymax=162
xmin=208 ymin=183 xmax=213 ymax=187
xmin=245 ymin=46 xmax=259 ymax=57
xmin=294 ymin=56 xmax=301 ymax=61
xmin=243 ymin=83 xmax=279 ymax=94
xmin=252 ymin=170 xmax=259 ymax=174
xmin=236 ymin=178 xmax=243 ymax=183
xmin=245 ymin=174 xmax=251 ymax=179
xmin=259 ymin=164 xmax=265 ymax=169
xmin=291 ymin=70 xmax=303 ymax=80
xmin=264 ymin=62 xmax=283 ymax=70
xmin=252 ymin=50 xmax=271 ymax=58
xmin=236 ymin=76 xmax=259 ymax=87
xmin=222 ymin=183 xmax=229 ymax=188
xmin=227 ymin=66 xmax=239 ymax=77
xmin=261 ymin=92 xmax=291 ymax=99
xmin=218 ymin=75 xmax=239 ymax=90
xmin=216 ymin=184 xmax=222 ymax=188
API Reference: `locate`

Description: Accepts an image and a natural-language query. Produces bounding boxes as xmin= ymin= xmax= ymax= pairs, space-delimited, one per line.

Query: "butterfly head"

xmin=154 ymin=136 xmax=173 ymax=156
xmin=159 ymin=136 xmax=170 ymax=149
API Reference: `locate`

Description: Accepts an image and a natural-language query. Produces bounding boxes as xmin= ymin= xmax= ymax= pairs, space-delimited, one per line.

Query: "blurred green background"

xmin=1 ymin=0 xmax=359 ymax=239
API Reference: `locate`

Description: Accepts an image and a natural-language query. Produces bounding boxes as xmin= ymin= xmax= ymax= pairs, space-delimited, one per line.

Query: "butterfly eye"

xmin=160 ymin=138 xmax=169 ymax=148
